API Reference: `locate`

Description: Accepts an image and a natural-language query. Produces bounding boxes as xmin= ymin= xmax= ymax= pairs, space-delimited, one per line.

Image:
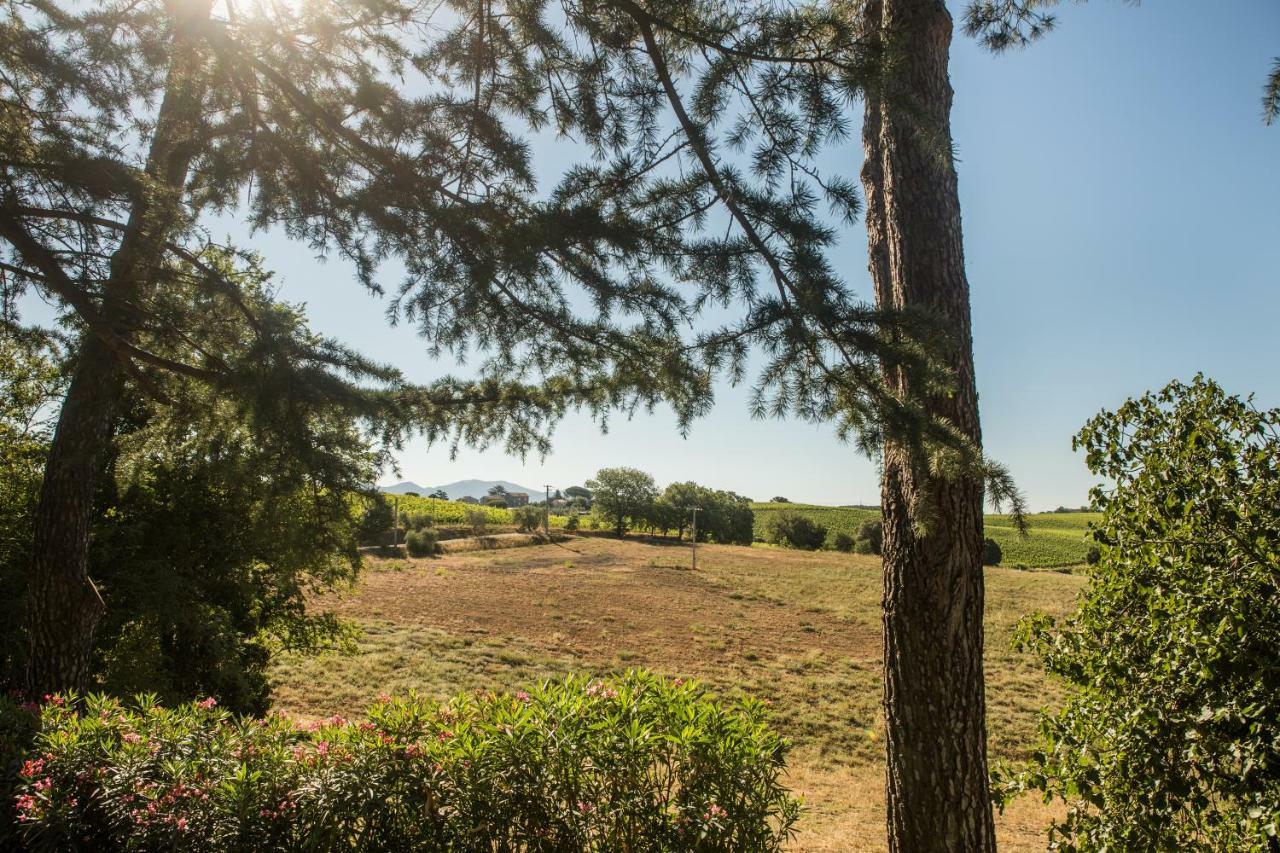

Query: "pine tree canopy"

xmin=1 ymin=0 xmax=979 ymax=463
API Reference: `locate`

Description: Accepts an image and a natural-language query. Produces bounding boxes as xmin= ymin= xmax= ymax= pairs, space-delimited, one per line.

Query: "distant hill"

xmin=380 ymin=479 xmax=545 ymax=500
xmin=380 ymin=481 xmax=429 ymax=495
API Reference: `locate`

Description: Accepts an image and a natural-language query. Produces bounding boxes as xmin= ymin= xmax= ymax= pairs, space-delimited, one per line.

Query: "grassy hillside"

xmin=751 ymin=502 xmax=1099 ymax=568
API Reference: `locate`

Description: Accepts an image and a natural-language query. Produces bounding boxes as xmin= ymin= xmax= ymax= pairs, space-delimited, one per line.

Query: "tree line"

xmin=586 ymin=467 xmax=754 ymax=545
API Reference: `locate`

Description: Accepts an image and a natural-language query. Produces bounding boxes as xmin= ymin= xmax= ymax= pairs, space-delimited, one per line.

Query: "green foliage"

xmin=655 ymin=482 xmax=755 ymax=545
xmin=564 ymin=514 xmax=580 ymax=533
xmin=998 ymin=377 xmax=1280 ymax=849
xmin=0 ymin=332 xmax=64 ymax=682
xmin=512 ymin=505 xmax=543 ymax=534
xmin=982 ymin=538 xmax=1003 ymax=567
xmin=765 ymin=512 xmax=827 ymax=551
xmin=357 ymin=495 xmax=395 ymax=544
xmin=853 ymin=519 xmax=882 ymax=555
xmin=6 ymin=674 xmax=800 ymax=850
xmin=404 ymin=530 xmax=439 ymax=558
xmin=1084 ymin=544 xmax=1101 ymax=566
xmin=466 ymin=509 xmax=489 ymax=537
xmin=751 ymin=503 xmax=1097 ymax=567
xmin=831 ymin=532 xmax=855 ymax=553
xmin=391 ymin=495 xmax=512 ymax=528
xmin=587 ymin=468 xmax=660 ymax=537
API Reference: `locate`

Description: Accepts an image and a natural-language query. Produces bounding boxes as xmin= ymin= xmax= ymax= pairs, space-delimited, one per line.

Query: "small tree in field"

xmin=998 ymin=377 xmax=1280 ymax=848
xmin=765 ymin=511 xmax=827 ymax=551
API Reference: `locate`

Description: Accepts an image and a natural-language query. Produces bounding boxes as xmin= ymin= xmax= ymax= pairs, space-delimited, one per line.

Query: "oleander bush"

xmin=4 ymin=672 xmax=800 ymax=851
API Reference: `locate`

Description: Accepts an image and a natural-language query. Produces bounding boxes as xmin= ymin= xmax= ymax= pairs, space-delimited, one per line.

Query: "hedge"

xmin=2 ymin=671 xmax=799 ymax=851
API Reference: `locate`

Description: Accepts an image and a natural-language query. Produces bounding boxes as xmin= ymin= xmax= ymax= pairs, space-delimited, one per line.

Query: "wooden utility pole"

xmin=543 ymin=485 xmax=552 ymax=536
xmin=688 ymin=506 xmax=701 ymax=570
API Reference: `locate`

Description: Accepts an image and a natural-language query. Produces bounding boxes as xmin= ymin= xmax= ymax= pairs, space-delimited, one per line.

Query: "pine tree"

xmin=860 ymin=2 xmax=996 ymax=847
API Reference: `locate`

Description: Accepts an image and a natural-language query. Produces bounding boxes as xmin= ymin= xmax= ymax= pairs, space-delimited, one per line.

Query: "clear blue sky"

xmin=30 ymin=0 xmax=1275 ymax=509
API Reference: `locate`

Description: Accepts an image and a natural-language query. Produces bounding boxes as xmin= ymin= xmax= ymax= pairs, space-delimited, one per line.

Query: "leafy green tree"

xmin=999 ymin=377 xmax=1280 ymax=848
xmin=982 ymin=538 xmax=1003 ymax=567
xmin=357 ymin=495 xmax=396 ymax=545
xmin=564 ymin=487 xmax=592 ymax=501
xmin=658 ymin=482 xmax=704 ymax=540
xmin=0 ymin=331 xmax=65 ymax=682
xmin=429 ymin=490 xmax=448 ymax=501
xmin=765 ymin=511 xmax=826 ymax=551
xmin=586 ymin=468 xmax=659 ymax=537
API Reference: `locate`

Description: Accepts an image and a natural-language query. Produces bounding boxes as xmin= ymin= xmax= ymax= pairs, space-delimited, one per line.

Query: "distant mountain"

xmin=379 ymin=481 xmax=429 ymax=495
xmin=379 ymin=479 xmax=546 ymax=501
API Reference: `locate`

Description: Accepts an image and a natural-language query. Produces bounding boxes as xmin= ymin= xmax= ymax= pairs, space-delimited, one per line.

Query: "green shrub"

xmin=564 ymin=514 xmax=580 ymax=532
xmin=512 ymin=505 xmax=543 ymax=533
xmin=465 ymin=509 xmax=488 ymax=536
xmin=982 ymin=537 xmax=1002 ymax=566
xmin=998 ymin=377 xmax=1280 ymax=849
xmin=5 ymin=673 xmax=800 ymax=850
xmin=404 ymin=529 xmax=438 ymax=557
xmin=765 ymin=511 xmax=827 ymax=550
xmin=1084 ymin=544 xmax=1101 ymax=565
xmin=831 ymin=531 xmax=855 ymax=553
xmin=853 ymin=519 xmax=882 ymax=555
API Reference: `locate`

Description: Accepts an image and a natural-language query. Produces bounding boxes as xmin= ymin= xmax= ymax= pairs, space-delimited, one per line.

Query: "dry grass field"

xmin=269 ymin=536 xmax=1084 ymax=851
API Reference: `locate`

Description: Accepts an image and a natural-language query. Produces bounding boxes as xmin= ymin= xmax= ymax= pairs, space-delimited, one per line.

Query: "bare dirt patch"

xmin=330 ymin=537 xmax=878 ymax=672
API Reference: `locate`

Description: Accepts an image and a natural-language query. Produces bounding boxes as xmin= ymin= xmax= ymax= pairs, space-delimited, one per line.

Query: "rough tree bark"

xmin=859 ymin=0 xmax=996 ymax=850
xmin=21 ymin=1 xmax=212 ymax=696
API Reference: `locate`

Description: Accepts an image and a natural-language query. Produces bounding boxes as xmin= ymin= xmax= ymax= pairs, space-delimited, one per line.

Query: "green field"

xmin=751 ymin=503 xmax=1099 ymax=568
xmin=378 ymin=494 xmax=580 ymax=528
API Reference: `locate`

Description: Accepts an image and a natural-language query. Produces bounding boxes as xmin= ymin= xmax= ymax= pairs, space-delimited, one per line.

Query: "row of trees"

xmin=585 ymin=468 xmax=754 ymax=545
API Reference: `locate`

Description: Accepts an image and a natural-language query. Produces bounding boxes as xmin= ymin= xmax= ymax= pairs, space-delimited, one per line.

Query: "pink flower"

xmin=377 ymin=692 xmax=392 ymax=703
xmin=14 ymin=794 xmax=38 ymax=820
xmin=176 ymin=817 xmax=188 ymax=832
xmin=19 ymin=701 xmax=39 ymax=713
xmin=515 ymin=691 xmax=531 ymax=703
xmin=33 ymin=777 xmax=52 ymax=792
xmin=577 ymin=800 xmax=595 ymax=813
xmin=705 ymin=803 xmax=728 ymax=821
xmin=196 ymin=697 xmax=217 ymax=710
xmin=436 ymin=729 xmax=453 ymax=741
xmin=315 ymin=741 xmax=330 ymax=757
xmin=19 ymin=758 xmax=45 ymax=778
xmin=122 ymin=732 xmax=142 ymax=744
xmin=42 ymin=694 xmax=65 ymax=707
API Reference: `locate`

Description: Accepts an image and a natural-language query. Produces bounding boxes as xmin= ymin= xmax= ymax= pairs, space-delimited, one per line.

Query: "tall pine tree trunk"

xmin=23 ymin=1 xmax=211 ymax=696
xmin=859 ymin=1 xmax=995 ymax=849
